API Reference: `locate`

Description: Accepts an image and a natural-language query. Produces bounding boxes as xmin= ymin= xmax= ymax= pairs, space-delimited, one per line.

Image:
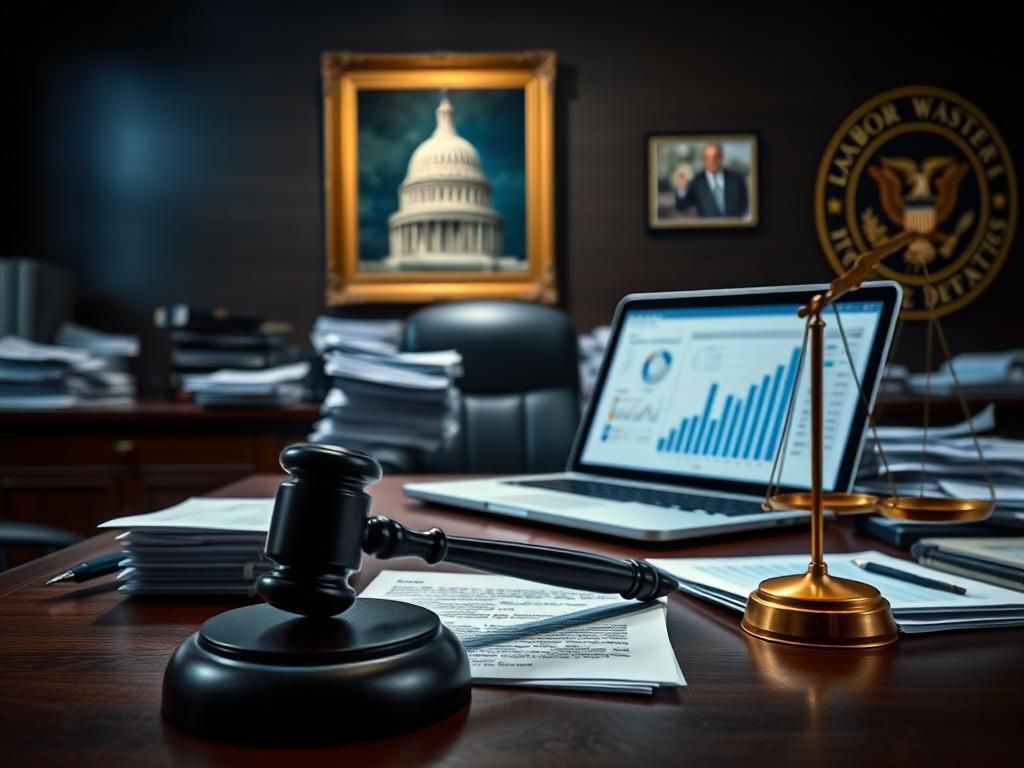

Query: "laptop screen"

xmin=574 ymin=284 xmax=899 ymax=496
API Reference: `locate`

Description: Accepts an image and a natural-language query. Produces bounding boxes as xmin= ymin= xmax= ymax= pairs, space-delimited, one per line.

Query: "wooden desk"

xmin=0 ymin=475 xmax=1020 ymax=766
xmin=0 ymin=402 xmax=318 ymax=564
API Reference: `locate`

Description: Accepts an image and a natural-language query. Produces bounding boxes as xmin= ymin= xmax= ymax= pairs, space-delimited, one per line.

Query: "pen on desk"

xmin=852 ymin=558 xmax=967 ymax=595
xmin=462 ymin=600 xmax=660 ymax=650
xmin=45 ymin=552 xmax=124 ymax=585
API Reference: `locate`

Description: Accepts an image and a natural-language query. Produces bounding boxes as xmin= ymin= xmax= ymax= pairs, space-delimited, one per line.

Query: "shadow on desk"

xmin=161 ymin=705 xmax=471 ymax=761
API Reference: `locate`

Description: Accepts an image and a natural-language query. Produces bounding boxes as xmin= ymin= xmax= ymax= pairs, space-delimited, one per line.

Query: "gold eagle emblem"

xmin=867 ymin=156 xmax=974 ymax=271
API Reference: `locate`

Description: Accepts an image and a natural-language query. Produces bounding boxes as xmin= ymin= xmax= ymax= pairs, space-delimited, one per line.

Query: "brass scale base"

xmin=742 ymin=493 xmax=990 ymax=648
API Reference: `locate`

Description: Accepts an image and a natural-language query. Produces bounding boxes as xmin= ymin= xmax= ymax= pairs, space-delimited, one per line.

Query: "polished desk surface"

xmin=1 ymin=475 xmax=1021 ymax=767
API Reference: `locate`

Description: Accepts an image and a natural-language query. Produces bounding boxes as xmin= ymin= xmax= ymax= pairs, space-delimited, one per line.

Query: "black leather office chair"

xmin=401 ymin=300 xmax=581 ymax=474
xmin=0 ymin=521 xmax=82 ymax=571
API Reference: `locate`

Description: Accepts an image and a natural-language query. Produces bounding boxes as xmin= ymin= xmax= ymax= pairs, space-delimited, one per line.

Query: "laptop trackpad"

xmin=490 ymin=494 xmax=600 ymax=511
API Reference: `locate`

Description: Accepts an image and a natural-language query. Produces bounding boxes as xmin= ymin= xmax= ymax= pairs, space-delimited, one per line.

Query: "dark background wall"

xmin=7 ymin=1 xmax=1021 ymax=394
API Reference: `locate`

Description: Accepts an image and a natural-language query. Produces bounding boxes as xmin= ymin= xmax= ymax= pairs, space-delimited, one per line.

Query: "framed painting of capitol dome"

xmin=321 ymin=51 xmax=557 ymax=304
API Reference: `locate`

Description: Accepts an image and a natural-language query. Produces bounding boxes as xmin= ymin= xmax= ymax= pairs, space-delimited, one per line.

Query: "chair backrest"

xmin=401 ymin=300 xmax=580 ymax=474
xmin=0 ymin=521 xmax=81 ymax=572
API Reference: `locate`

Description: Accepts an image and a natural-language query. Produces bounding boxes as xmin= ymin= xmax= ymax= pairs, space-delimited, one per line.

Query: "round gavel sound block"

xmin=161 ymin=444 xmax=471 ymax=744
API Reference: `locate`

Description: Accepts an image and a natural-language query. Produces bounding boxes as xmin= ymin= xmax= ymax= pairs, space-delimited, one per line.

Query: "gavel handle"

xmin=362 ymin=516 xmax=678 ymax=600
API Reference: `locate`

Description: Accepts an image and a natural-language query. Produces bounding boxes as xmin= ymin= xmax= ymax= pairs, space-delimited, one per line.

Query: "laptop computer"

xmin=404 ymin=282 xmax=903 ymax=542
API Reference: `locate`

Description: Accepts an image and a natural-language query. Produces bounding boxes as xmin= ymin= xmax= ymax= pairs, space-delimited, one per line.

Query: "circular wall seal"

xmin=815 ymin=86 xmax=1017 ymax=319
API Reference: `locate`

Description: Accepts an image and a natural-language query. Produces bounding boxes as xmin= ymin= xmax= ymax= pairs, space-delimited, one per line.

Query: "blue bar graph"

xmin=655 ymin=347 xmax=801 ymax=462
xmin=754 ymin=365 xmax=785 ymax=460
xmin=765 ymin=347 xmax=802 ymax=460
xmin=712 ymin=396 xmax=734 ymax=455
xmin=742 ymin=375 xmax=770 ymax=459
xmin=685 ymin=416 xmax=699 ymax=452
xmin=731 ymin=385 xmax=756 ymax=458
xmin=673 ymin=420 xmax=687 ymax=452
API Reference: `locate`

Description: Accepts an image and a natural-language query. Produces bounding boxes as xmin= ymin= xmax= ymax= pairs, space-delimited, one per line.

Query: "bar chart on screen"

xmin=648 ymin=320 xmax=871 ymax=486
xmin=580 ymin=301 xmax=885 ymax=490
xmin=656 ymin=346 xmax=800 ymax=463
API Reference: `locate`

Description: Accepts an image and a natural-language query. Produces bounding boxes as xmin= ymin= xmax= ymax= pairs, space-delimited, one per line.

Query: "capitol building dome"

xmin=382 ymin=94 xmax=523 ymax=272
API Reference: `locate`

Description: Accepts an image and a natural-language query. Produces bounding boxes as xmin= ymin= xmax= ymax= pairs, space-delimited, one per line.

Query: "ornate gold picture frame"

xmin=322 ymin=51 xmax=556 ymax=305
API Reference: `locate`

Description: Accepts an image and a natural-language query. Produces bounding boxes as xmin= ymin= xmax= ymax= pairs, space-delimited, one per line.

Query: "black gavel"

xmin=257 ymin=443 xmax=677 ymax=618
xmin=162 ymin=443 xmax=677 ymax=745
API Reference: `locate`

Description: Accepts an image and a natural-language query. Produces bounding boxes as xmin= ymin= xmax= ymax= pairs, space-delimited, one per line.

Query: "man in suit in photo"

xmin=675 ymin=143 xmax=749 ymax=218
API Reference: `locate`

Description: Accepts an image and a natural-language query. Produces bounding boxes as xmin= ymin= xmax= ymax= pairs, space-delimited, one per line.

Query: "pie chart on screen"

xmin=641 ymin=351 xmax=672 ymax=384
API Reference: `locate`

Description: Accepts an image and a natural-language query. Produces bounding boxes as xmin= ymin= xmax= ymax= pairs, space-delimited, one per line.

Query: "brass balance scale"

xmin=741 ymin=229 xmax=996 ymax=648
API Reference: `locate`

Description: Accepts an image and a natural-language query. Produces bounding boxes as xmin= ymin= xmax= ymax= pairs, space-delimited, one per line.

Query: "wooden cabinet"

xmin=0 ymin=402 xmax=319 ymax=565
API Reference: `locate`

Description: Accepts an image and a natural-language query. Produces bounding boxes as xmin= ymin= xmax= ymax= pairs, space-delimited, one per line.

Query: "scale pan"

xmin=766 ymin=492 xmax=878 ymax=514
xmin=876 ymin=496 xmax=992 ymax=522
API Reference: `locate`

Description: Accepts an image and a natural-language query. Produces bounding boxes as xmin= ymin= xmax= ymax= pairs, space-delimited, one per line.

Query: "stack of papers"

xmin=311 ymin=316 xmax=402 ymax=355
xmin=882 ymin=349 xmax=1024 ymax=398
xmin=155 ymin=304 xmax=303 ymax=400
xmin=651 ymin=551 xmax=1024 ymax=633
xmin=577 ymin=324 xmax=611 ymax=407
xmin=180 ymin=361 xmax=311 ymax=406
xmin=0 ymin=330 xmax=137 ymax=410
xmin=310 ymin=316 xmax=462 ymax=457
xmin=56 ymin=322 xmax=140 ymax=357
xmin=856 ymin=403 xmax=1024 ymax=527
xmin=100 ymin=498 xmax=274 ymax=595
xmin=356 ymin=570 xmax=685 ymax=694
xmin=907 ymin=349 xmax=1024 ymax=397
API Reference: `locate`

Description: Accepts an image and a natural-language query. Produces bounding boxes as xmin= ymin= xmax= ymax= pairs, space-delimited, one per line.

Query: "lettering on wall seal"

xmin=815 ymin=86 xmax=1017 ymax=319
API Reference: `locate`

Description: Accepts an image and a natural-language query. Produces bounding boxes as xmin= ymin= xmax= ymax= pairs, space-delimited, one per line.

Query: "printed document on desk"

xmin=650 ymin=551 xmax=1024 ymax=633
xmin=359 ymin=570 xmax=686 ymax=694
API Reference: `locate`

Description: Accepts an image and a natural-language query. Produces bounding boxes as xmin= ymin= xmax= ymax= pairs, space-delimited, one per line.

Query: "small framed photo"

xmin=647 ymin=132 xmax=759 ymax=229
xmin=322 ymin=51 xmax=557 ymax=305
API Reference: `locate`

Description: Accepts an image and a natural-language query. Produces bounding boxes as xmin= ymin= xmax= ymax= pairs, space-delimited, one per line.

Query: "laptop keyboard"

xmin=504 ymin=478 xmax=766 ymax=517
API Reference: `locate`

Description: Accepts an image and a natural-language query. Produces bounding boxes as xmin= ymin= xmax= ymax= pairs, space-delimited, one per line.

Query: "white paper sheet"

xmin=181 ymin=361 xmax=311 ymax=391
xmin=872 ymin=436 xmax=1024 ymax=462
xmin=99 ymin=497 xmax=275 ymax=532
xmin=869 ymin=403 xmax=995 ymax=441
xmin=359 ymin=570 xmax=685 ymax=693
xmin=936 ymin=479 xmax=1024 ymax=511
xmin=906 ymin=350 xmax=1024 ymax=390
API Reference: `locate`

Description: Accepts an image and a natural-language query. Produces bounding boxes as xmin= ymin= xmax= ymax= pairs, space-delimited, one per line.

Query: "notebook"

xmin=405 ymin=282 xmax=902 ymax=541
xmin=912 ymin=538 xmax=1024 ymax=592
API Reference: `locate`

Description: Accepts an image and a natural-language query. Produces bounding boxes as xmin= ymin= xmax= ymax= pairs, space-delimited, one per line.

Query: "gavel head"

xmin=255 ymin=443 xmax=382 ymax=617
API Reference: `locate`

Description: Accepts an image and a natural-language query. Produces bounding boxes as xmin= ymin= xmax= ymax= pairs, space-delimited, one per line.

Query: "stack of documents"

xmin=336 ymin=570 xmax=684 ymax=694
xmin=855 ymin=403 xmax=1024 ymax=529
xmin=155 ymin=304 xmax=304 ymax=399
xmin=310 ymin=316 xmax=461 ymax=456
xmin=578 ymin=324 xmax=611 ymax=406
xmin=310 ymin=316 xmax=402 ymax=355
xmin=180 ymin=361 xmax=311 ymax=406
xmin=881 ymin=350 xmax=1024 ymax=398
xmin=650 ymin=551 xmax=1024 ymax=633
xmin=100 ymin=497 xmax=275 ymax=595
xmin=56 ymin=322 xmax=140 ymax=358
xmin=0 ymin=330 xmax=137 ymax=409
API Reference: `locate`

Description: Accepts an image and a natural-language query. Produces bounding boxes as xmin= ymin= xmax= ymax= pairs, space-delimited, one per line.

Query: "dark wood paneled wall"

xmin=8 ymin=1 xmax=1021 ymax=394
